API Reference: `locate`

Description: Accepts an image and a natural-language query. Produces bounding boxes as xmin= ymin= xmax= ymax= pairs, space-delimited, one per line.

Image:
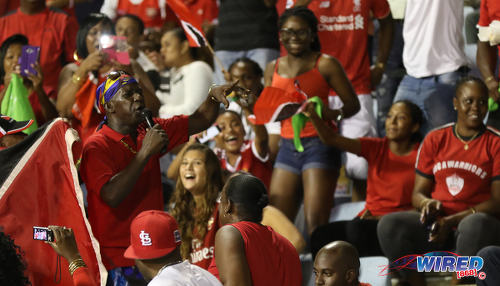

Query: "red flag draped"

xmin=0 ymin=119 xmax=107 ymax=286
xmin=167 ymin=0 xmax=208 ymax=47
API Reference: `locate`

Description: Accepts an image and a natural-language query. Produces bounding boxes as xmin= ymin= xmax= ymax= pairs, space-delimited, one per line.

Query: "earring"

xmin=453 ymin=107 xmax=457 ymax=110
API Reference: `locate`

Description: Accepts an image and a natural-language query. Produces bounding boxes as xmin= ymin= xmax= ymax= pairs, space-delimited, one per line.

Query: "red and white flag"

xmin=167 ymin=0 xmax=207 ymax=47
xmin=0 ymin=119 xmax=107 ymax=286
xmin=248 ymin=86 xmax=307 ymax=125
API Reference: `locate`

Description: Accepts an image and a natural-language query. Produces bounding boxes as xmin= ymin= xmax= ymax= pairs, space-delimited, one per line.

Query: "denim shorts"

xmin=275 ymin=137 xmax=341 ymax=174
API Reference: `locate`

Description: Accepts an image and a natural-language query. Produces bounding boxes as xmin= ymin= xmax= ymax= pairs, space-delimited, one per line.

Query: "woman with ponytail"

xmin=208 ymin=172 xmax=303 ymax=286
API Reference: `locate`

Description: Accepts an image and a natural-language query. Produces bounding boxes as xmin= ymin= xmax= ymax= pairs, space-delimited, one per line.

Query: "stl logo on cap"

xmin=140 ymin=230 xmax=152 ymax=246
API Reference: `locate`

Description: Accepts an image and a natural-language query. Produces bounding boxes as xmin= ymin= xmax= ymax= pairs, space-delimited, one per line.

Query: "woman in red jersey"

xmin=377 ymin=77 xmax=500 ymax=285
xmin=306 ymin=100 xmax=423 ymax=258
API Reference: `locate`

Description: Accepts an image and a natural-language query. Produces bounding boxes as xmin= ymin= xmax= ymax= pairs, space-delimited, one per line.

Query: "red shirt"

xmin=309 ymin=0 xmax=390 ymax=95
xmin=80 ymin=116 xmax=189 ymax=269
xmin=209 ymin=222 xmax=302 ymax=286
xmin=190 ymin=204 xmax=220 ymax=269
xmin=0 ymin=8 xmax=78 ymax=97
xmin=116 ymin=0 xmax=176 ymax=28
xmin=478 ymin=0 xmax=500 ymax=65
xmin=215 ymin=141 xmax=272 ymax=189
xmin=359 ymin=137 xmax=419 ymax=216
xmin=416 ymin=124 xmax=500 ymax=215
xmin=185 ymin=0 xmax=218 ymax=24
xmin=72 ymin=267 xmax=95 ymax=286
xmin=271 ymin=56 xmax=331 ymax=139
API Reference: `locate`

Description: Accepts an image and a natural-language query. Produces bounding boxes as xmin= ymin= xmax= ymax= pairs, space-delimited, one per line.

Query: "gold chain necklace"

xmin=454 ymin=125 xmax=480 ymax=150
xmin=120 ymin=139 xmax=137 ymax=154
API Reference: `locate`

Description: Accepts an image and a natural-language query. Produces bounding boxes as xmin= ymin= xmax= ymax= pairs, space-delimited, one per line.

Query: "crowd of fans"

xmin=1 ymin=0 xmax=500 ymax=286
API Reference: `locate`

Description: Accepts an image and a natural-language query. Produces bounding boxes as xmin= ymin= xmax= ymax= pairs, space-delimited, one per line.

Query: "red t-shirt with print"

xmin=189 ymin=204 xmax=220 ymax=270
xmin=416 ymin=124 xmax=500 ymax=215
xmin=309 ymin=0 xmax=390 ymax=94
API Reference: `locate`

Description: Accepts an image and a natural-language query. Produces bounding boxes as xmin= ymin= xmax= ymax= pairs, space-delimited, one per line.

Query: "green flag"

xmin=1 ymin=73 xmax=38 ymax=134
xmin=291 ymin=96 xmax=323 ymax=152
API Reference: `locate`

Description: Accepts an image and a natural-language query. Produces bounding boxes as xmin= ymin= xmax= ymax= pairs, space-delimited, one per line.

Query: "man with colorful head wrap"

xmin=80 ymin=71 xmax=242 ymax=286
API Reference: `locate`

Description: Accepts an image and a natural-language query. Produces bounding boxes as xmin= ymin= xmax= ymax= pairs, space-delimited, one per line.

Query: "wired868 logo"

xmin=382 ymin=251 xmax=486 ymax=280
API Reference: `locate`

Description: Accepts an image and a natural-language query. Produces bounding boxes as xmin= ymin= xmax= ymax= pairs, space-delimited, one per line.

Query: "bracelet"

xmin=470 ymin=207 xmax=477 ymax=214
xmin=485 ymin=75 xmax=496 ymax=83
xmin=208 ymin=84 xmax=217 ymax=96
xmin=374 ymin=62 xmax=385 ymax=70
xmin=208 ymin=84 xmax=218 ymax=102
xmin=68 ymin=258 xmax=86 ymax=276
xmin=336 ymin=108 xmax=344 ymax=122
xmin=71 ymin=73 xmax=84 ymax=86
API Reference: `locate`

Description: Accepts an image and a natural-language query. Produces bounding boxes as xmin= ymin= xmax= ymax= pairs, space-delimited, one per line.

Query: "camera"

xmin=33 ymin=226 xmax=54 ymax=242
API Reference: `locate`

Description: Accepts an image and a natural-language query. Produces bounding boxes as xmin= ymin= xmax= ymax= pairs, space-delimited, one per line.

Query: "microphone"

xmin=141 ymin=108 xmax=155 ymax=128
xmin=140 ymin=108 xmax=168 ymax=153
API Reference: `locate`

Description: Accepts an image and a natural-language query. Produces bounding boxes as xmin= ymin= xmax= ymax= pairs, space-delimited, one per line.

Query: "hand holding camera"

xmin=46 ymin=226 xmax=82 ymax=263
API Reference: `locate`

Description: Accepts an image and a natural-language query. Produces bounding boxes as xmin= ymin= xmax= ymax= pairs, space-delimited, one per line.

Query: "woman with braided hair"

xmin=208 ymin=173 xmax=302 ymax=286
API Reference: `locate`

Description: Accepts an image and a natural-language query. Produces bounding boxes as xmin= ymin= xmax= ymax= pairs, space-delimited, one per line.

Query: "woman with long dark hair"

xmin=169 ymin=143 xmax=224 ymax=269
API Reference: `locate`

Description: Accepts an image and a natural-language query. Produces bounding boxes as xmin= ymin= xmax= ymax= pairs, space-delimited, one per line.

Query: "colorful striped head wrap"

xmin=95 ymin=71 xmax=138 ymax=114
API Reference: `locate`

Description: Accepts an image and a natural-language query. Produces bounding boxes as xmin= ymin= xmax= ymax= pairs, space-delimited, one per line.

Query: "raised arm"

xmin=188 ymin=82 xmax=246 ymax=136
xmin=56 ymin=52 xmax=105 ymax=118
xmin=214 ymin=225 xmax=252 ymax=286
xmin=27 ymin=63 xmax=58 ymax=121
xmin=238 ymin=92 xmax=269 ymax=159
xmin=477 ymin=41 xmax=500 ymax=102
xmin=317 ymin=55 xmax=360 ymax=120
xmin=305 ymin=102 xmax=361 ymax=155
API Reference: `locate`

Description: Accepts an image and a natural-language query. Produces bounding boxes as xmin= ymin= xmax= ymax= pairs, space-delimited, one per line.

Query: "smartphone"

xmin=99 ymin=35 xmax=130 ymax=65
xmin=19 ymin=45 xmax=40 ymax=77
xmin=33 ymin=226 xmax=54 ymax=242
xmin=197 ymin=125 xmax=221 ymax=144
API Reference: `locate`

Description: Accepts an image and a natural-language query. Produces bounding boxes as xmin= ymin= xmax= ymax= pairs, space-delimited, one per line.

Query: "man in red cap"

xmin=124 ymin=210 xmax=222 ymax=286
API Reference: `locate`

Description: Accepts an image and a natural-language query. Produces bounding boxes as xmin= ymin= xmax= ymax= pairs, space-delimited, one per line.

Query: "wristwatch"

xmin=336 ymin=109 xmax=344 ymax=122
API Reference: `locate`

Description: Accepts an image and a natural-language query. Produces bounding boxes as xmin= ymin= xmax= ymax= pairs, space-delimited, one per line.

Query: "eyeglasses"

xmin=279 ymin=28 xmax=310 ymax=40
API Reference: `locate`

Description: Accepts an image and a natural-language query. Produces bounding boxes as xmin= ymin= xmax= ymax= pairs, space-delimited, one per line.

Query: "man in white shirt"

xmin=124 ymin=210 xmax=222 ymax=286
xmin=393 ymin=0 xmax=469 ymax=132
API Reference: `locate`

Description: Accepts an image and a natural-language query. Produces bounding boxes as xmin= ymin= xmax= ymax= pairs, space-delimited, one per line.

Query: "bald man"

xmin=313 ymin=241 xmax=371 ymax=286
